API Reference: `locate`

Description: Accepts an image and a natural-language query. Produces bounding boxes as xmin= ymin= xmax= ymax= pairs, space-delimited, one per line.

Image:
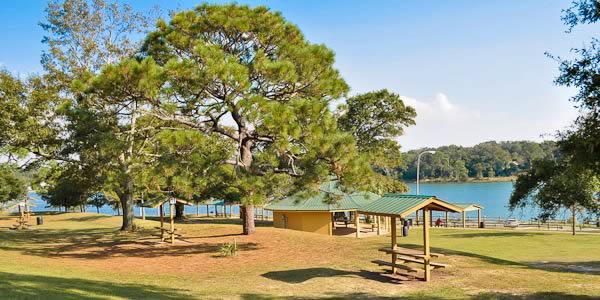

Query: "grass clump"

xmin=220 ymin=238 xmax=237 ymax=257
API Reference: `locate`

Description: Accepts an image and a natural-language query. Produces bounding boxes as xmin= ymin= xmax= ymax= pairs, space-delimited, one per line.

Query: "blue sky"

xmin=1 ymin=0 xmax=596 ymax=150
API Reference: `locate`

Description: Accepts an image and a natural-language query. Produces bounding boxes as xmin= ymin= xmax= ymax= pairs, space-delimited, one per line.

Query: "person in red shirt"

xmin=435 ymin=218 xmax=442 ymax=227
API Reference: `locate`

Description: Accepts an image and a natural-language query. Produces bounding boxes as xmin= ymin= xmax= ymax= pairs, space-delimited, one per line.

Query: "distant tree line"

xmin=399 ymin=141 xmax=558 ymax=181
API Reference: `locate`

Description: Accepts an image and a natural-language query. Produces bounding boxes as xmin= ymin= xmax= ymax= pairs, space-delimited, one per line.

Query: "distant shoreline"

xmin=407 ymin=176 xmax=516 ymax=184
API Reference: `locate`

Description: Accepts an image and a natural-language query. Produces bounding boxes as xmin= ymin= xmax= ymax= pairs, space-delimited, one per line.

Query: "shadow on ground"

xmin=241 ymin=291 xmax=599 ymax=300
xmin=66 ymin=215 xmax=114 ymax=222
xmin=143 ymin=215 xmax=273 ymax=227
xmin=472 ymin=292 xmax=600 ymax=299
xmin=399 ymin=243 xmax=600 ymax=276
xmin=0 ymin=227 xmax=261 ymax=259
xmin=241 ymin=293 xmax=448 ymax=300
xmin=262 ymin=267 xmax=411 ymax=285
xmin=0 ymin=271 xmax=191 ymax=299
xmin=526 ymin=261 xmax=600 ymax=275
xmin=438 ymin=231 xmax=546 ymax=238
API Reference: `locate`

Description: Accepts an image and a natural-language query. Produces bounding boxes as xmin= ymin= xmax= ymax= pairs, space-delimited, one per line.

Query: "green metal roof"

xmin=264 ymin=181 xmax=380 ymax=211
xmin=452 ymin=203 xmax=484 ymax=211
xmin=198 ymin=199 xmax=225 ymax=206
xmin=140 ymin=197 xmax=191 ymax=208
xmin=358 ymin=194 xmax=463 ymax=217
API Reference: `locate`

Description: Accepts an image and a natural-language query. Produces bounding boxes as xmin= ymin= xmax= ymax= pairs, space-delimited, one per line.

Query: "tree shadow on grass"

xmin=399 ymin=243 xmax=522 ymax=267
xmin=242 ymin=291 xmax=600 ymax=299
xmin=0 ymin=227 xmax=261 ymax=259
xmin=526 ymin=261 xmax=600 ymax=275
xmin=0 ymin=271 xmax=191 ymax=299
xmin=399 ymin=244 xmax=600 ymax=275
xmin=241 ymin=292 xmax=450 ymax=300
xmin=262 ymin=267 xmax=411 ymax=285
xmin=472 ymin=291 xmax=600 ymax=300
xmin=169 ymin=217 xmax=273 ymax=227
xmin=65 ymin=215 xmax=114 ymax=222
xmin=438 ymin=231 xmax=546 ymax=239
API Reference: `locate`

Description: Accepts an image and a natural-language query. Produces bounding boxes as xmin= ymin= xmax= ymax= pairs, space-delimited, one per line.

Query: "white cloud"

xmin=395 ymin=91 xmax=581 ymax=151
xmin=396 ymin=92 xmax=549 ymax=150
xmin=401 ymin=92 xmax=480 ymax=123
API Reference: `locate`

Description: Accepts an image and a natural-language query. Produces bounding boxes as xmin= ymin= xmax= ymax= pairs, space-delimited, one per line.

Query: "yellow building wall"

xmin=272 ymin=211 xmax=332 ymax=235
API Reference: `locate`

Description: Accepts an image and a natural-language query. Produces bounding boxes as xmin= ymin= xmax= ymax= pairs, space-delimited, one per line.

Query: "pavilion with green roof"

xmin=264 ymin=181 xmax=380 ymax=237
xmin=452 ymin=203 xmax=484 ymax=228
xmin=358 ymin=194 xmax=463 ymax=282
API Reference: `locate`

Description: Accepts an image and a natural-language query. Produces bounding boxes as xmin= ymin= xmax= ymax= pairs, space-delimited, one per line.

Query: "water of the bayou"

xmin=406 ymin=181 xmax=541 ymax=220
xmin=26 ymin=181 xmax=543 ymax=221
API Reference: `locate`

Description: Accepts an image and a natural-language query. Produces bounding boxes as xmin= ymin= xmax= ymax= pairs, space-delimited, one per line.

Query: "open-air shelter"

xmin=358 ymin=194 xmax=462 ymax=282
xmin=8 ymin=197 xmax=36 ymax=230
xmin=140 ymin=198 xmax=191 ymax=244
xmin=453 ymin=203 xmax=484 ymax=228
xmin=265 ymin=181 xmax=379 ymax=237
xmin=198 ymin=199 xmax=235 ymax=218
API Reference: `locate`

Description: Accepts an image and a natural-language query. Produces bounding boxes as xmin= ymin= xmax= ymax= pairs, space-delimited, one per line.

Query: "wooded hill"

xmin=399 ymin=141 xmax=557 ymax=181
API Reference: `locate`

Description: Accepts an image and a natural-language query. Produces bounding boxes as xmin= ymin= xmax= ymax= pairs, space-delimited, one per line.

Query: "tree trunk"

xmin=239 ymin=139 xmax=257 ymax=235
xmin=175 ymin=203 xmax=186 ymax=220
xmin=119 ymin=175 xmax=135 ymax=231
xmin=96 ymin=206 xmax=100 ymax=214
xmin=241 ymin=204 xmax=256 ymax=235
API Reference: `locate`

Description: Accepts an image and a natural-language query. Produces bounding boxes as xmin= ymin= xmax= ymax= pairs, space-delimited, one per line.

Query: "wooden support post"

xmin=462 ymin=211 xmax=466 ymax=228
xmin=169 ymin=203 xmax=175 ymax=244
xmin=329 ymin=213 xmax=334 ymax=236
xmin=18 ymin=205 xmax=23 ymax=229
xmin=332 ymin=213 xmax=336 ymax=229
xmin=423 ymin=208 xmax=431 ymax=282
xmin=430 ymin=210 xmax=433 ymax=227
xmin=159 ymin=204 xmax=164 ymax=242
xmin=415 ymin=210 xmax=419 ymax=226
xmin=445 ymin=211 xmax=449 ymax=227
xmin=477 ymin=209 xmax=481 ymax=227
xmin=376 ymin=215 xmax=381 ymax=235
xmin=355 ymin=212 xmax=361 ymax=238
xmin=391 ymin=216 xmax=397 ymax=274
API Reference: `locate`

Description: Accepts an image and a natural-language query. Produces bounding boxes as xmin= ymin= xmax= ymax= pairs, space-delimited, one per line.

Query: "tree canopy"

xmin=508 ymin=0 xmax=600 ymax=234
xmin=140 ymin=4 xmax=375 ymax=234
xmin=551 ymin=0 xmax=600 ymax=174
xmin=337 ymin=89 xmax=416 ymax=192
xmin=0 ymin=164 xmax=28 ymax=204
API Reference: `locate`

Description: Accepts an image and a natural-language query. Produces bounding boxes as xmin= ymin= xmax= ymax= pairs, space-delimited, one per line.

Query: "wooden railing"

xmin=407 ymin=216 xmax=600 ymax=232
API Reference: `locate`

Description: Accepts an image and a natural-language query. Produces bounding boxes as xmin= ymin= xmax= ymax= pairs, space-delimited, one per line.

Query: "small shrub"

xmin=220 ymin=238 xmax=237 ymax=257
xmin=131 ymin=223 xmax=144 ymax=232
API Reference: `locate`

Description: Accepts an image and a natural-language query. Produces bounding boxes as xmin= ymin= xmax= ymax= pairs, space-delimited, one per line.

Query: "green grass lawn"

xmin=0 ymin=212 xmax=599 ymax=299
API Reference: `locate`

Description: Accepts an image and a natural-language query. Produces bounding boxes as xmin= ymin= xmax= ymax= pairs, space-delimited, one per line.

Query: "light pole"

xmin=416 ymin=150 xmax=436 ymax=195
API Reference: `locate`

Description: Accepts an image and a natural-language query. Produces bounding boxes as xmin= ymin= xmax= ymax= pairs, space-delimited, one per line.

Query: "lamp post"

xmin=416 ymin=150 xmax=436 ymax=195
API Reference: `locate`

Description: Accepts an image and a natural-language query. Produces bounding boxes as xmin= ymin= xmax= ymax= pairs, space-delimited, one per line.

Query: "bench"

xmin=396 ymin=255 xmax=448 ymax=268
xmin=379 ymin=247 xmax=443 ymax=258
xmin=372 ymin=260 xmax=420 ymax=273
xmin=154 ymin=226 xmax=178 ymax=231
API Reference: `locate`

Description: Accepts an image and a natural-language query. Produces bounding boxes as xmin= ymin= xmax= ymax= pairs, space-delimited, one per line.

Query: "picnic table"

xmin=372 ymin=247 xmax=449 ymax=279
xmin=378 ymin=247 xmax=443 ymax=259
